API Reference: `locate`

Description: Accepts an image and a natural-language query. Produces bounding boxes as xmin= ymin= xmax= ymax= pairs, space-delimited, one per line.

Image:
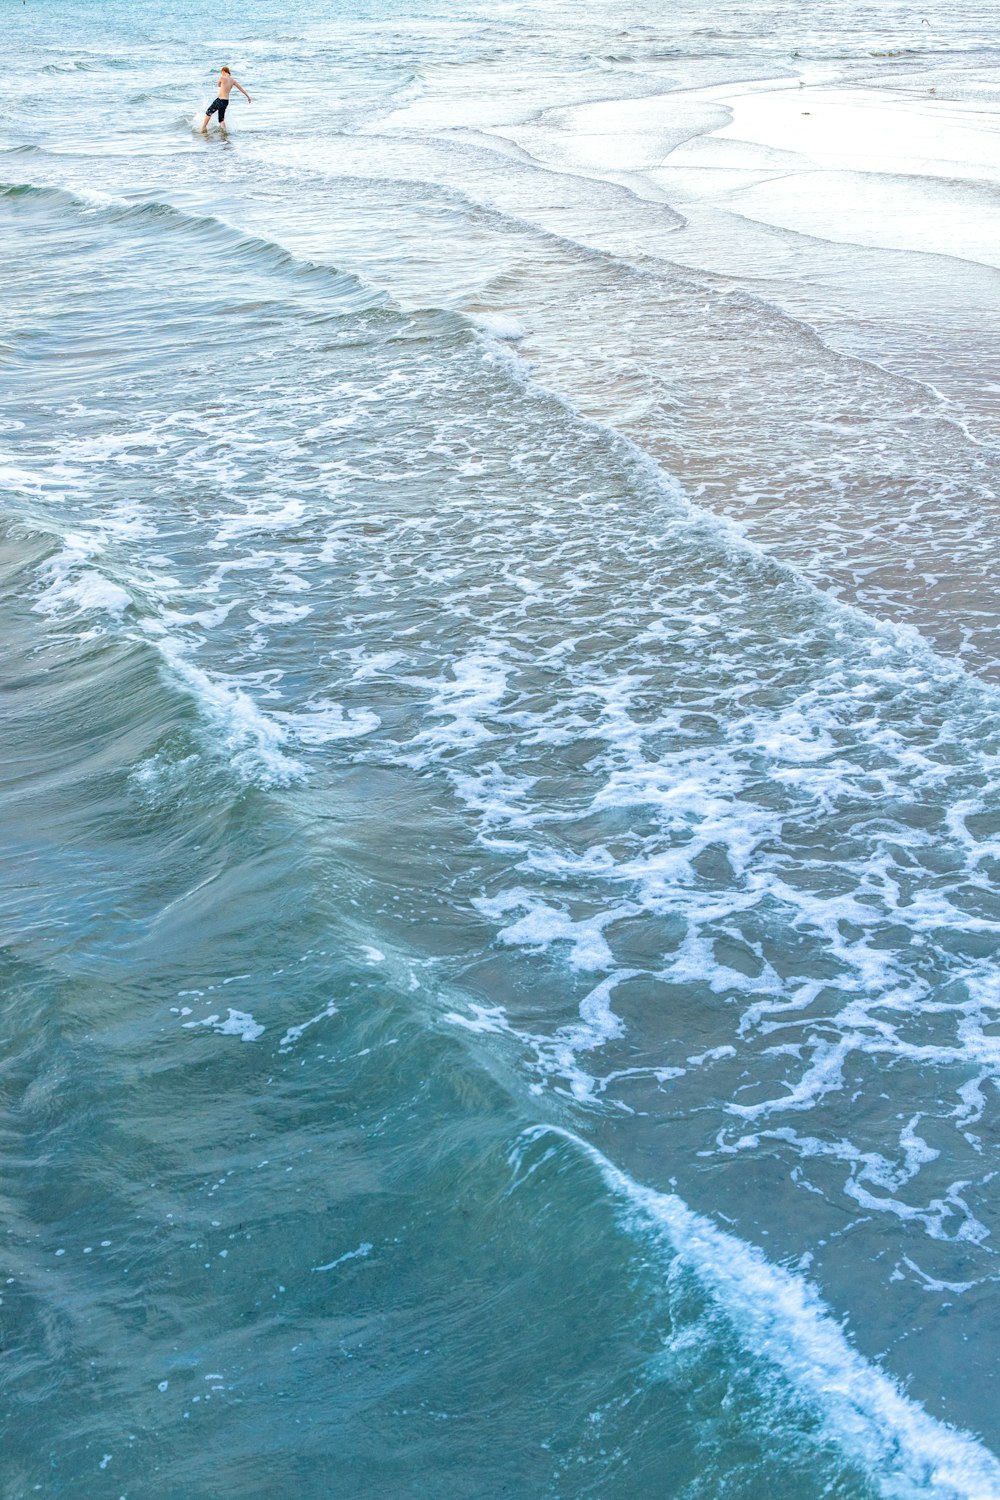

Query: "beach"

xmin=4 ymin=1 xmax=1000 ymax=1494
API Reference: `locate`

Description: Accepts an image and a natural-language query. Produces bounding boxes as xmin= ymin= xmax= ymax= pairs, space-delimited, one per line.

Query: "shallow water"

xmin=4 ymin=2 xmax=1000 ymax=1496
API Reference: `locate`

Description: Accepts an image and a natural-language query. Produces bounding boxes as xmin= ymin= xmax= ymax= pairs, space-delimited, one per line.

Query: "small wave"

xmin=147 ymin=632 xmax=305 ymax=789
xmin=0 ymin=181 xmax=391 ymax=314
xmin=11 ymin=513 xmax=304 ymax=792
xmin=40 ymin=60 xmax=101 ymax=74
xmin=521 ymin=1126 xmax=1000 ymax=1499
xmin=31 ymin=533 xmax=132 ymax=624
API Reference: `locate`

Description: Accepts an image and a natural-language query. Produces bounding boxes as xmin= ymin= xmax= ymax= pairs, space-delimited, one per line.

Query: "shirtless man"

xmin=201 ymin=67 xmax=251 ymax=132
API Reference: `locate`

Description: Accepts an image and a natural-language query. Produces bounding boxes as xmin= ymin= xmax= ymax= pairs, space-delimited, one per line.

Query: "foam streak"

xmin=525 ymin=1125 xmax=1000 ymax=1499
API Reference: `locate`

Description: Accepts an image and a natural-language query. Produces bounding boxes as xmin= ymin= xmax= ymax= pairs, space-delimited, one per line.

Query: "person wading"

xmin=201 ymin=67 xmax=251 ymax=132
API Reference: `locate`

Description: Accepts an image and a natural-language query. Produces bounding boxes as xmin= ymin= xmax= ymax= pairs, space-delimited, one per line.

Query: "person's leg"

xmin=202 ymin=99 xmax=219 ymax=133
xmin=218 ymin=99 xmax=229 ymax=129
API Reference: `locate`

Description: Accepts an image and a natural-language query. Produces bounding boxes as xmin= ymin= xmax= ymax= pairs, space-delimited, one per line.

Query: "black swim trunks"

xmin=206 ymin=96 xmax=229 ymax=122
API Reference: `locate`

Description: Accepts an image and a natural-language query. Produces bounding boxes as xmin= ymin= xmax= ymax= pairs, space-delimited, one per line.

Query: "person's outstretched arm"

xmin=234 ymin=79 xmax=252 ymax=102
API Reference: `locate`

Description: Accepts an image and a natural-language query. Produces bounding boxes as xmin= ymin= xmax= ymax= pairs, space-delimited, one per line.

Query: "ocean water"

xmin=4 ymin=1 xmax=1000 ymax=1495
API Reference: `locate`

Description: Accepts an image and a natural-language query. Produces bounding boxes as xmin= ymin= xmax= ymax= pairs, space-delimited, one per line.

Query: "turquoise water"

xmin=4 ymin=2 xmax=1000 ymax=1495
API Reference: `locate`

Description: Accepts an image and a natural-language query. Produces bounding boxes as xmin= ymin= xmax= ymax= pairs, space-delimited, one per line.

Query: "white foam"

xmin=211 ymin=496 xmax=305 ymax=543
xmin=474 ymin=890 xmax=616 ymax=972
xmin=278 ymin=1001 xmax=339 ymax=1052
xmin=274 ymin=698 xmax=381 ymax=745
xmin=901 ymin=1256 xmax=980 ymax=1296
xmin=424 ymin=600 xmax=1000 ymax=1201
xmin=312 ymin=1242 xmax=373 ymax=1273
xmin=522 ymin=1126 xmax=1000 ymax=1500
xmin=444 ymin=1002 xmax=510 ymax=1038
xmin=721 ymin=1123 xmax=988 ymax=1244
xmin=446 ymin=970 xmax=636 ymax=1104
xmin=248 ymin=602 xmax=313 ymax=625
xmin=152 ymin=633 xmax=305 ymax=787
xmin=471 ymin=311 xmax=528 ymax=341
xmin=346 ymin=648 xmax=406 ymax=683
xmin=183 ymin=1009 xmax=264 ymax=1042
xmin=32 ymin=535 xmax=132 ymax=621
xmin=403 ymin=649 xmax=509 ymax=763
